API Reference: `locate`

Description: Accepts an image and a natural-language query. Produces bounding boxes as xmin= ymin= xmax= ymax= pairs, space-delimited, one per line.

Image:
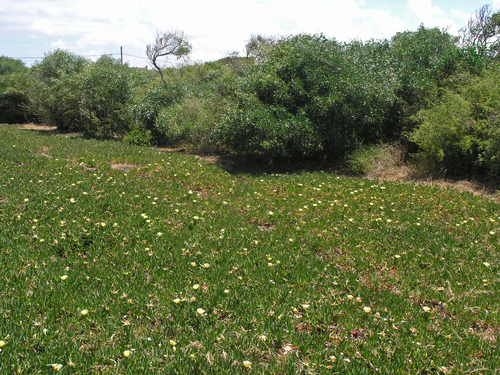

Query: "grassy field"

xmin=0 ymin=124 xmax=499 ymax=374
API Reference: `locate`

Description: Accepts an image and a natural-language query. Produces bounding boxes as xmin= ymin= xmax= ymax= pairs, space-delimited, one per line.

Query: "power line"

xmin=123 ymin=53 xmax=148 ymax=60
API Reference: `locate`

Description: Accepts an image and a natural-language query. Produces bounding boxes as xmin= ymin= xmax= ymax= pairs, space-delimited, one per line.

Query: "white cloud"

xmin=0 ymin=0 xmax=494 ymax=67
xmin=31 ymin=19 xmax=60 ymax=35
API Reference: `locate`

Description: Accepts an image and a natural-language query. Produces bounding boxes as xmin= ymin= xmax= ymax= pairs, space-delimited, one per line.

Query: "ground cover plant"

xmin=0 ymin=125 xmax=499 ymax=374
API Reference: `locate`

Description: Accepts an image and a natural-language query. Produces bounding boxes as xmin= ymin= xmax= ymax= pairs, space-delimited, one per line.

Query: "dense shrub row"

xmin=1 ymin=22 xmax=499 ymax=178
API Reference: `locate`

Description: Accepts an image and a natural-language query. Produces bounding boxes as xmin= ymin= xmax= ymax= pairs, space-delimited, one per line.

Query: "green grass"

xmin=0 ymin=124 xmax=499 ymax=374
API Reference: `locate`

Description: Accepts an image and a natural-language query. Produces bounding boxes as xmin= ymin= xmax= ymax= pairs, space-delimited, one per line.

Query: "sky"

xmin=1 ymin=0 xmax=499 ymax=68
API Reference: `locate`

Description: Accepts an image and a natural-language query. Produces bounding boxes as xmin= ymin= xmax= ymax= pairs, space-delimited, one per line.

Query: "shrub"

xmin=348 ymin=143 xmax=407 ymax=175
xmin=28 ymin=50 xmax=89 ymax=132
xmin=123 ymin=128 xmax=152 ymax=146
xmin=81 ymin=55 xmax=133 ymax=135
xmin=213 ymin=94 xmax=320 ymax=159
xmin=411 ymin=66 xmax=500 ymax=178
xmin=214 ymin=34 xmax=399 ymax=160
xmin=155 ymin=97 xmax=222 ymax=153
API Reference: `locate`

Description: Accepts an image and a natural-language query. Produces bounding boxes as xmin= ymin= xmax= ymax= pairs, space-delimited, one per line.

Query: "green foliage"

xmin=123 ymin=128 xmax=152 ymax=146
xmin=28 ymin=50 xmax=89 ymax=131
xmin=155 ymin=97 xmax=220 ymax=152
xmin=0 ymin=56 xmax=27 ymax=75
xmin=130 ymin=83 xmax=189 ymax=143
xmin=213 ymin=94 xmax=319 ymax=159
xmin=411 ymin=65 xmax=500 ymax=178
xmin=215 ymin=34 xmax=399 ymax=159
xmin=390 ymin=25 xmax=480 ymax=133
xmin=0 ymin=59 xmax=32 ymax=124
xmin=81 ymin=55 xmax=133 ymax=135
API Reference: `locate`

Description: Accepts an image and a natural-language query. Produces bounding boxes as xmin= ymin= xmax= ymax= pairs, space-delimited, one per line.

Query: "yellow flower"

xmin=423 ymin=306 xmax=431 ymax=313
xmin=347 ymin=295 xmax=354 ymax=300
xmin=301 ymin=304 xmax=310 ymax=310
xmin=51 ymin=364 xmax=63 ymax=371
xmin=363 ymin=306 xmax=372 ymax=313
xmin=60 ymin=275 xmax=68 ymax=280
xmin=483 ymin=262 xmax=490 ymax=267
xmin=0 ymin=340 xmax=5 ymax=347
xmin=192 ymin=284 xmax=200 ymax=290
xmin=197 ymin=308 xmax=205 ymax=315
xmin=169 ymin=340 xmax=176 ymax=346
xmin=243 ymin=360 xmax=251 ymax=368
xmin=123 ymin=350 xmax=131 ymax=357
xmin=173 ymin=298 xmax=181 ymax=304
xmin=80 ymin=309 xmax=88 ymax=316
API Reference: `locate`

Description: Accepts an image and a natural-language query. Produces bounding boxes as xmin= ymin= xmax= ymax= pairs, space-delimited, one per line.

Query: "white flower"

xmin=301 ymin=304 xmax=310 ymax=310
xmin=483 ymin=262 xmax=490 ymax=267
xmin=423 ymin=306 xmax=431 ymax=313
xmin=363 ymin=306 xmax=372 ymax=313
xmin=197 ymin=308 xmax=205 ymax=315
xmin=80 ymin=309 xmax=88 ymax=316
xmin=51 ymin=364 xmax=63 ymax=371
xmin=243 ymin=360 xmax=251 ymax=368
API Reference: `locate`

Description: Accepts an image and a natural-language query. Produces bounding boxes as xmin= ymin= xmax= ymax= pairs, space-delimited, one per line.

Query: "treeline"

xmin=2 ymin=7 xmax=500 ymax=178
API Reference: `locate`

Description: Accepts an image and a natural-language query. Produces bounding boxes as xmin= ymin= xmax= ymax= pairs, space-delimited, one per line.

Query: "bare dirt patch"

xmin=110 ymin=163 xmax=142 ymax=172
xmin=19 ymin=123 xmax=57 ymax=132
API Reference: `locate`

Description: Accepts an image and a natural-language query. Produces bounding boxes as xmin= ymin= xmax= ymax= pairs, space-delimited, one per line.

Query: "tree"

xmin=0 ymin=56 xmax=27 ymax=76
xmin=146 ymin=30 xmax=192 ymax=85
xmin=29 ymin=50 xmax=88 ymax=131
xmin=244 ymin=34 xmax=278 ymax=62
xmin=81 ymin=55 xmax=132 ymax=135
xmin=459 ymin=4 xmax=500 ymax=57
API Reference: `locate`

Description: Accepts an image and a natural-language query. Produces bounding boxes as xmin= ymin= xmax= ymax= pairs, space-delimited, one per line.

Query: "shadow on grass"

xmin=194 ymin=151 xmax=354 ymax=177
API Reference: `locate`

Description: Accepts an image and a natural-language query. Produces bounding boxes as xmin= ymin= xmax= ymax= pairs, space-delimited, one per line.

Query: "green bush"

xmin=214 ymin=34 xmax=399 ymax=159
xmin=28 ymin=50 xmax=89 ymax=131
xmin=411 ymin=66 xmax=500 ymax=178
xmin=155 ymin=97 xmax=221 ymax=153
xmin=213 ymin=93 xmax=320 ymax=159
xmin=0 ymin=57 xmax=33 ymax=124
xmin=123 ymin=128 xmax=152 ymax=146
xmin=81 ymin=55 xmax=133 ymax=135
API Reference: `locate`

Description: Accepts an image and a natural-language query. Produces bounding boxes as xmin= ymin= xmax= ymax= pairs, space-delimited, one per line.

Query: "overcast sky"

xmin=1 ymin=0 xmax=499 ymax=67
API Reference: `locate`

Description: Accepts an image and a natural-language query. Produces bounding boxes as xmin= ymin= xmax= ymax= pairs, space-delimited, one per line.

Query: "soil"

xmin=17 ymin=123 xmax=500 ymax=203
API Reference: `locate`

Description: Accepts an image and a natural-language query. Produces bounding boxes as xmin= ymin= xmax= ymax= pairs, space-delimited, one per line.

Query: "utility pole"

xmin=120 ymin=46 xmax=123 ymax=65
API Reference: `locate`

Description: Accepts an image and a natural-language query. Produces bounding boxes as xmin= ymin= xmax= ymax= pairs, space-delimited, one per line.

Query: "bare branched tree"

xmin=146 ymin=30 xmax=192 ymax=84
xmin=459 ymin=4 xmax=500 ymax=56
